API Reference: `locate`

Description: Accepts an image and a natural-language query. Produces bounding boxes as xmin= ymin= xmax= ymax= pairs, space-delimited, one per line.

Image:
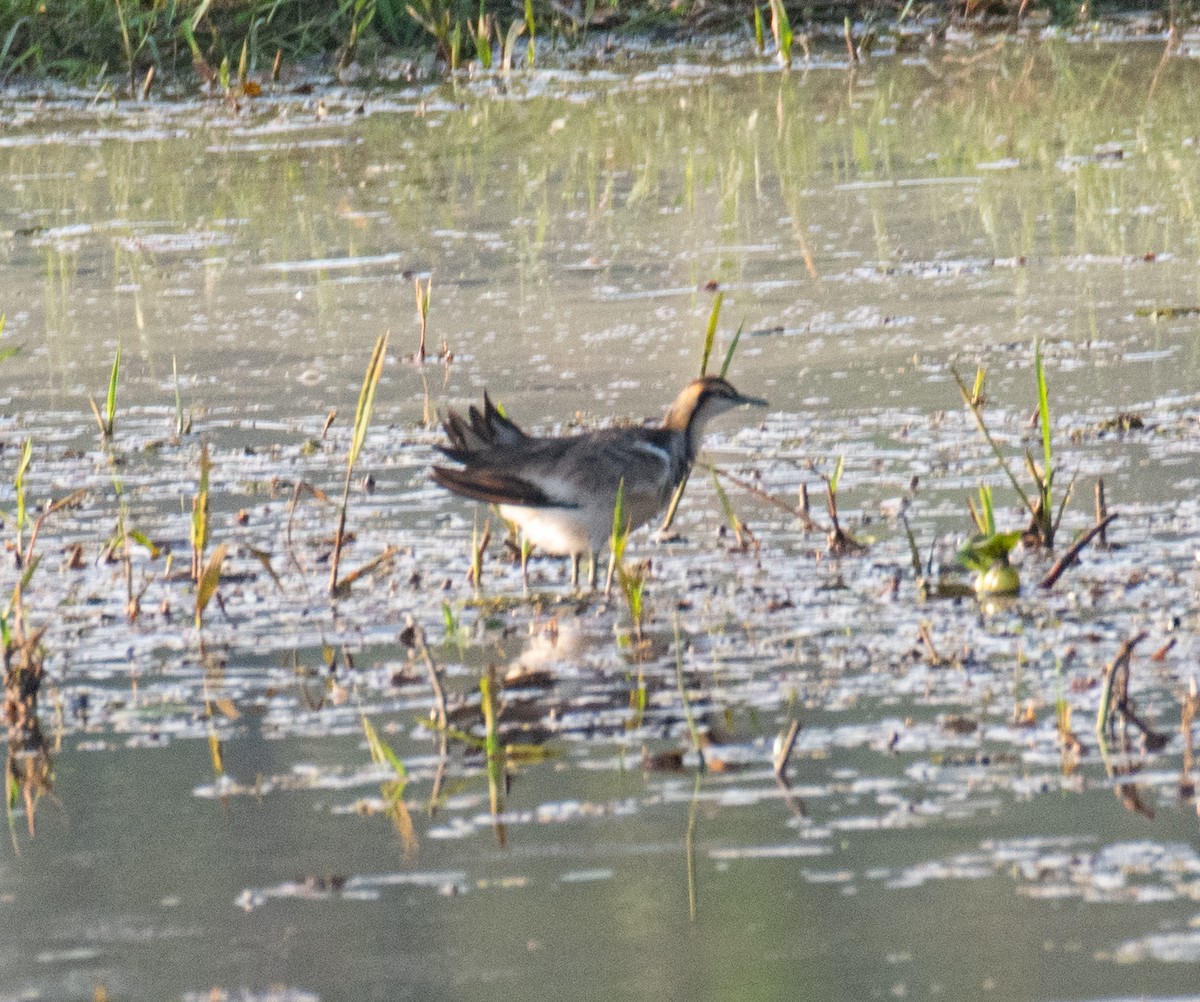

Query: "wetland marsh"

xmin=2 ymin=32 xmax=1200 ymax=1002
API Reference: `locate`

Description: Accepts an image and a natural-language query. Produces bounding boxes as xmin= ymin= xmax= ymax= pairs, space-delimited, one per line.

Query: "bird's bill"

xmin=735 ymin=391 xmax=769 ymax=408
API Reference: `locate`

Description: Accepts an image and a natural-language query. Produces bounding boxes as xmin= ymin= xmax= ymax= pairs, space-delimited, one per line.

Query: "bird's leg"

xmin=571 ymin=552 xmax=582 ymax=590
xmin=521 ymin=539 xmax=530 ymax=595
xmin=603 ymin=547 xmax=617 ymax=598
xmin=588 ymin=550 xmax=598 ymax=592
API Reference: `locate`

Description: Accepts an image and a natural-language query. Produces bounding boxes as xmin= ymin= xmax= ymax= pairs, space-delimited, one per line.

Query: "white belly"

xmin=500 ymin=504 xmax=605 ymax=555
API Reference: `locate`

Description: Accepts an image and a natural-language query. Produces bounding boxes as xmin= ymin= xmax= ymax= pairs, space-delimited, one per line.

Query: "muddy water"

xmin=2 ymin=36 xmax=1200 ymax=1002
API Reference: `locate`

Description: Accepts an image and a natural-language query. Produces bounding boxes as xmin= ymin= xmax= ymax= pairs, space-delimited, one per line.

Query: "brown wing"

xmin=430 ymin=465 xmax=576 ymax=509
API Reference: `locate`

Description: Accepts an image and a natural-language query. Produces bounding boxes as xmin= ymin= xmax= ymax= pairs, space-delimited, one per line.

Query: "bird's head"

xmin=663 ymin=376 xmax=767 ymax=442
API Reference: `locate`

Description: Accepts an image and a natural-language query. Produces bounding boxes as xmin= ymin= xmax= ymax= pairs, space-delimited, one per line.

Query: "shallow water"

xmin=2 ymin=32 xmax=1200 ymax=1002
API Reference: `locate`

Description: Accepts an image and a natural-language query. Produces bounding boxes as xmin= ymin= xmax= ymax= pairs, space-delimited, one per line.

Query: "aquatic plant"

xmin=1032 ymin=342 xmax=1057 ymax=546
xmin=3 ymin=615 xmax=51 ymax=846
xmin=2 ymin=0 xmax=405 ymax=85
xmin=329 ymin=331 xmax=389 ymax=596
xmin=609 ymin=479 xmax=648 ymax=643
xmin=956 ymin=486 xmax=1022 ymax=596
xmin=413 ymin=276 xmax=432 ymax=364
xmin=361 ymin=714 xmax=417 ymax=855
xmin=188 ymin=443 xmax=227 ymax=630
xmin=519 ymin=536 xmax=533 ymax=594
xmin=88 ymin=341 xmax=120 ymax=442
xmin=2 ymin=443 xmax=86 ymax=845
xmin=337 ymin=0 xmax=378 ymax=70
xmin=479 ymin=665 xmax=507 ymax=846
xmin=12 ymin=438 xmax=32 ymax=569
xmin=684 ymin=770 xmax=700 ymax=922
xmin=402 ymin=618 xmax=447 ymax=730
xmin=821 ymin=454 xmax=865 ymax=555
xmin=467 ymin=513 xmax=490 ymax=595
xmin=773 ymin=718 xmax=800 ymax=779
xmin=500 ymin=17 xmax=524 ymax=73
xmin=194 ymin=542 xmax=228 ymax=630
xmin=523 ymin=0 xmax=535 ymax=66
xmin=766 ymin=0 xmax=792 ymax=66
xmin=190 ymin=442 xmax=211 ymax=584
xmin=468 ymin=6 xmax=492 ymax=69
xmin=0 ymin=0 xmax=1183 ymax=89
xmin=405 ymin=0 xmax=471 ymax=67
xmin=1095 ymin=631 xmax=1152 ymax=744
xmin=954 ymin=342 xmax=1072 ymax=552
xmin=1038 ymin=510 xmax=1119 ymax=590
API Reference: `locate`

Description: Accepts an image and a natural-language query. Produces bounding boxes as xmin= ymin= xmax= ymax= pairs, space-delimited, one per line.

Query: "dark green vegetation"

xmin=0 ymin=0 xmax=1189 ymax=86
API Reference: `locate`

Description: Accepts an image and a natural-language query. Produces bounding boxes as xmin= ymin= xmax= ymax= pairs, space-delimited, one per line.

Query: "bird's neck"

xmin=667 ymin=411 xmax=707 ymax=467
xmin=662 ymin=389 xmax=713 ymax=470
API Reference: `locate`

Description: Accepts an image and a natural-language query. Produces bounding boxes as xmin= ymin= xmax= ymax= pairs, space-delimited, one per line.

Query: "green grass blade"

xmin=191 ymin=442 xmax=211 ymax=578
xmin=699 ymin=292 xmax=723 ymax=376
xmin=980 ymin=484 xmax=995 ymax=537
xmin=105 ymin=341 xmax=121 ymax=433
xmin=0 ymin=21 xmax=27 ymax=75
xmin=18 ymin=554 xmax=41 ymax=594
xmin=481 ymin=667 xmax=501 ymax=765
xmin=966 ymin=494 xmax=984 ymax=535
xmin=524 ymin=0 xmax=536 ymax=63
xmin=441 ymin=600 xmax=459 ymax=636
xmin=778 ymin=0 xmax=792 ymax=61
xmin=15 ymin=437 xmax=31 ymax=533
xmin=129 ymin=529 xmax=160 ymax=558
xmin=952 ymin=367 xmax=1035 ymax=515
xmin=195 ymin=541 xmax=228 ymax=628
xmin=474 ymin=17 xmax=492 ymax=68
xmin=331 ymin=331 xmax=386 ymax=595
xmin=610 ymin=477 xmax=628 ymax=565
xmin=190 ymin=0 xmax=215 ymax=32
xmin=719 ymin=321 xmax=744 ymax=379
xmin=1035 ymin=340 xmax=1052 ymax=487
xmin=347 ymin=331 xmax=389 ymax=473
xmin=899 ymin=511 xmax=922 ymax=578
xmin=829 ymin=454 xmax=845 ymax=495
xmin=768 ymin=0 xmax=792 ymax=64
xmin=363 ymin=715 xmax=407 ymax=779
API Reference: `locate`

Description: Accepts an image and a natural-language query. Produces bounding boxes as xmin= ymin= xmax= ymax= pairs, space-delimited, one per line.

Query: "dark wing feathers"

xmin=479 ymin=392 xmax=529 ymax=446
xmin=440 ymin=392 xmax=530 ymax=458
xmin=433 ymin=397 xmax=684 ymax=513
xmin=431 ymin=465 xmax=575 ymax=509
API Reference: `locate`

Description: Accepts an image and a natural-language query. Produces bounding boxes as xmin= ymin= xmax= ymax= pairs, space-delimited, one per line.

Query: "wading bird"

xmin=431 ymin=376 xmax=767 ymax=591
